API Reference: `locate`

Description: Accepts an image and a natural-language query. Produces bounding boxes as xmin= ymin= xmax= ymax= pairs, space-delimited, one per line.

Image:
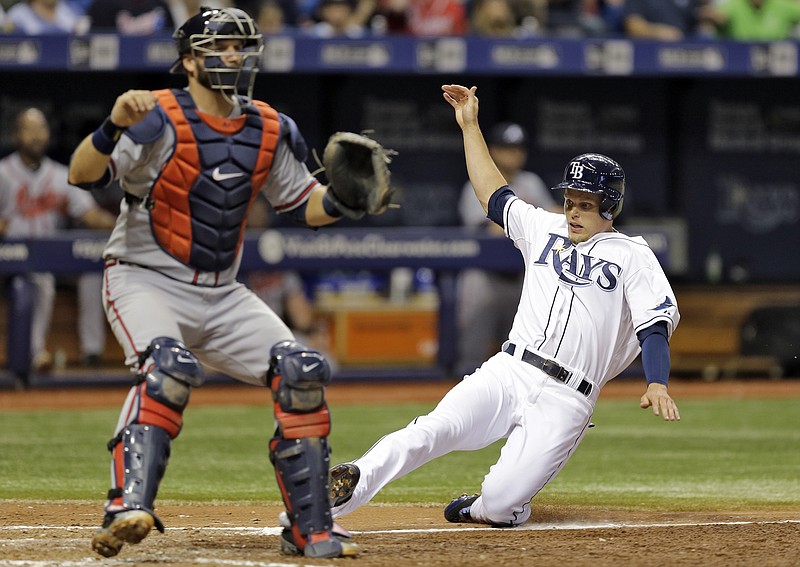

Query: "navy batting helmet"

xmin=553 ymin=153 xmax=625 ymax=220
xmin=170 ymin=7 xmax=263 ymax=100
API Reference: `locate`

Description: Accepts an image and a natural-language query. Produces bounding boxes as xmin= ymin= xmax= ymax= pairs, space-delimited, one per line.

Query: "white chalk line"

xmin=1 ymin=520 xmax=798 ymax=567
xmin=2 ymin=518 xmax=798 ymax=535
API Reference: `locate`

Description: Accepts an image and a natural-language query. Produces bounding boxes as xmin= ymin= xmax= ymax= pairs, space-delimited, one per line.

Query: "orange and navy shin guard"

xmin=267 ymin=340 xmax=335 ymax=549
xmin=104 ymin=338 xmax=203 ymax=528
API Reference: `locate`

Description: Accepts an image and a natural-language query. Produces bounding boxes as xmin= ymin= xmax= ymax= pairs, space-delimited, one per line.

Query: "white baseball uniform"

xmin=333 ymin=194 xmax=679 ymax=525
xmin=101 ymin=92 xmax=317 ymax=385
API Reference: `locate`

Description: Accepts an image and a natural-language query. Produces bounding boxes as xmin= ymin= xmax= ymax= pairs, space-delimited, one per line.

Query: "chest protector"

xmin=149 ymin=89 xmax=280 ymax=272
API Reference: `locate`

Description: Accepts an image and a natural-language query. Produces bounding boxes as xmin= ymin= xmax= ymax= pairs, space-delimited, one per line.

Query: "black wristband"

xmin=322 ymin=189 xmax=345 ymax=218
xmin=91 ymin=116 xmax=127 ymax=155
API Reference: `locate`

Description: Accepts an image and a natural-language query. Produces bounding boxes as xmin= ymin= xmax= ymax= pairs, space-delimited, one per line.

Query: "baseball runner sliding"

xmin=67 ymin=7 xmax=393 ymax=560
xmin=328 ymin=84 xmax=681 ymax=527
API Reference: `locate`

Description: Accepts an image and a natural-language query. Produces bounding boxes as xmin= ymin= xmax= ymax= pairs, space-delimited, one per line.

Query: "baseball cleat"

xmin=329 ymin=462 xmax=360 ymax=507
xmin=279 ymin=527 xmax=360 ymax=558
xmin=444 ymin=493 xmax=480 ymax=523
xmin=91 ymin=510 xmax=155 ymax=557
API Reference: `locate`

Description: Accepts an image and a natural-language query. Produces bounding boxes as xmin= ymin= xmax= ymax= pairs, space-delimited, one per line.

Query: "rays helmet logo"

xmin=568 ymin=162 xmax=585 ymax=180
xmin=553 ymin=153 xmax=625 ymax=220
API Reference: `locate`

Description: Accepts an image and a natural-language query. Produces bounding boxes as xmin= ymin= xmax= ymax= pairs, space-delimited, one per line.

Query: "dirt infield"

xmin=3 ymin=500 xmax=799 ymax=567
xmin=2 ymin=379 xmax=800 ymax=566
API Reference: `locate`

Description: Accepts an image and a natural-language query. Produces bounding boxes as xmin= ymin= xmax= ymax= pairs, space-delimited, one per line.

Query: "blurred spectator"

xmin=454 ymin=122 xmax=560 ymax=376
xmin=621 ymin=0 xmax=709 ymax=40
xmin=0 ymin=108 xmax=115 ymax=375
xmin=699 ymin=0 xmax=800 ymax=41
xmin=596 ymin=0 xmax=625 ymax=34
xmin=240 ymin=0 xmax=302 ymax=30
xmin=168 ymin=1 xmax=234 ymax=26
xmin=409 ymin=0 xmax=466 ymax=35
xmin=305 ymin=0 xmax=367 ymax=36
xmin=470 ymin=0 xmax=523 ymax=37
xmin=544 ymin=0 xmax=607 ymax=37
xmin=253 ymin=0 xmax=288 ymax=32
xmin=86 ymin=0 xmax=175 ymax=34
xmin=369 ymin=0 xmax=466 ymax=35
xmin=505 ymin=0 xmax=546 ymax=34
xmin=369 ymin=0 xmax=413 ymax=33
xmin=65 ymin=0 xmax=91 ymax=12
xmin=5 ymin=0 xmax=82 ymax=34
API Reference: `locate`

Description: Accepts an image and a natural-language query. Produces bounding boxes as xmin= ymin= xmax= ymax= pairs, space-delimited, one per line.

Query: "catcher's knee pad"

xmin=268 ymin=341 xmax=334 ymax=546
xmin=106 ymin=424 xmax=171 ymax=532
xmin=131 ymin=337 xmax=204 ymax=438
xmin=268 ymin=340 xmax=331 ymax=439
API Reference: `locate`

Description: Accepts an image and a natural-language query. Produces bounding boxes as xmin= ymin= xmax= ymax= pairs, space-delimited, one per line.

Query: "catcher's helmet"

xmin=170 ymin=6 xmax=263 ymax=101
xmin=553 ymin=153 xmax=625 ymax=220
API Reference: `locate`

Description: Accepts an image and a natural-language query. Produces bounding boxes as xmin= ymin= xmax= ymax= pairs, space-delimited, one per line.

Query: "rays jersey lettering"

xmin=533 ymin=233 xmax=621 ymax=290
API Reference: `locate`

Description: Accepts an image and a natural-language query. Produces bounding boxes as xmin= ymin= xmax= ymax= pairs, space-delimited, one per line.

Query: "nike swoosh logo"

xmin=302 ymin=362 xmax=321 ymax=373
xmin=177 ymin=355 xmax=195 ymax=364
xmin=212 ymin=167 xmax=245 ymax=182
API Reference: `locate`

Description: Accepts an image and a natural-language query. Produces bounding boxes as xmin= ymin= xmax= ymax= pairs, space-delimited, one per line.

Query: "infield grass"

xmin=1 ymin=395 xmax=798 ymax=511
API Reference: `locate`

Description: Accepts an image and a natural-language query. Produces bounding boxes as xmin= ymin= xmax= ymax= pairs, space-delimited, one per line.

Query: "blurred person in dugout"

xmin=0 ymin=108 xmax=115 ymax=374
xmin=243 ymin=196 xmax=337 ymax=371
xmin=455 ymin=122 xmax=560 ymax=376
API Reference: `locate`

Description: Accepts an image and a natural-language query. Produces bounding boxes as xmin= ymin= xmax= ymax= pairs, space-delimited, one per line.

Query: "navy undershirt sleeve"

xmin=486 ymin=185 xmax=515 ymax=227
xmin=637 ymin=321 xmax=670 ymax=386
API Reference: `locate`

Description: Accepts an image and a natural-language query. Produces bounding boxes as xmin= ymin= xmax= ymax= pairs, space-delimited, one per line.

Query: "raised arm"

xmin=68 ymin=90 xmax=158 ymax=186
xmin=441 ymin=84 xmax=508 ymax=214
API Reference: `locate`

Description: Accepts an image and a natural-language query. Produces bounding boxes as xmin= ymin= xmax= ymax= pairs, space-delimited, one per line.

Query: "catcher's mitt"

xmin=323 ymin=131 xmax=396 ymax=219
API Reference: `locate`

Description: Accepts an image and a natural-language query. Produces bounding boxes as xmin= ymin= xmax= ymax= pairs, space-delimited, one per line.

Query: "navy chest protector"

xmin=149 ymin=88 xmax=280 ymax=272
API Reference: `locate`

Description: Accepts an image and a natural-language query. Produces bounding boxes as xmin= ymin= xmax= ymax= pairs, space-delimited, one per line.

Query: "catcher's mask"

xmin=170 ymin=6 xmax=264 ymax=102
xmin=552 ymin=153 xmax=625 ymax=220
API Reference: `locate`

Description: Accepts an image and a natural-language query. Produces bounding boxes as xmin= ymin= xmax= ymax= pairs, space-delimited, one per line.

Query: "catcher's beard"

xmin=193 ymin=63 xmax=238 ymax=104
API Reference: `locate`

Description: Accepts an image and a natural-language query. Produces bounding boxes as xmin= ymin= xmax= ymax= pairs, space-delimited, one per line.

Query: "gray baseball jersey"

xmin=0 ymin=152 xmax=95 ymax=236
xmin=104 ymin=97 xmax=316 ymax=287
xmin=100 ymin=93 xmax=316 ymax=383
xmin=458 ymin=170 xmax=554 ymax=228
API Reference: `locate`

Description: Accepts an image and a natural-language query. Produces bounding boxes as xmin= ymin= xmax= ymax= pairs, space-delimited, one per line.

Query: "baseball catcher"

xmin=322 ymin=131 xmax=396 ymax=219
xmin=67 ymin=5 xmax=397 ymax=561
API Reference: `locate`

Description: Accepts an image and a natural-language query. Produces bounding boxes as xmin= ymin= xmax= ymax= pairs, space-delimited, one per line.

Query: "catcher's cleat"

xmin=91 ymin=510 xmax=155 ymax=558
xmin=279 ymin=525 xmax=360 ymax=558
xmin=444 ymin=493 xmax=480 ymax=523
xmin=329 ymin=462 xmax=360 ymax=507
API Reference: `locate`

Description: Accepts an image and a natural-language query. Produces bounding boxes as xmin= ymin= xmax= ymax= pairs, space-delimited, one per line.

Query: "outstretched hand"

xmin=441 ymin=84 xmax=479 ymax=131
xmin=640 ymin=383 xmax=681 ymax=421
xmin=110 ymin=90 xmax=158 ymax=128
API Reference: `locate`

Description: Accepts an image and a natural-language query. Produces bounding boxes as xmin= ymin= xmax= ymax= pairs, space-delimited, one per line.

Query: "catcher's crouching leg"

xmin=92 ymin=337 xmax=204 ymax=558
xmin=268 ymin=340 xmax=358 ymax=558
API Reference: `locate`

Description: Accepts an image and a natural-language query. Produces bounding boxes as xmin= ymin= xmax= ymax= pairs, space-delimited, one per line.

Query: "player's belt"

xmin=503 ymin=343 xmax=593 ymax=397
